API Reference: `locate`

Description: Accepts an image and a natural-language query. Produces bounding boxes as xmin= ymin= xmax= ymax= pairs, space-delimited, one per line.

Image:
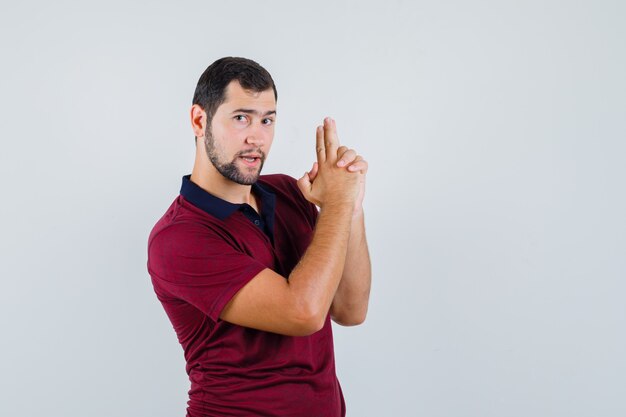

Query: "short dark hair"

xmin=192 ymin=57 xmax=277 ymax=135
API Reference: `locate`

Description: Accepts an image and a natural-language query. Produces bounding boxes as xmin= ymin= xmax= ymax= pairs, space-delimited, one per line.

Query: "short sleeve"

xmin=147 ymin=221 xmax=267 ymax=322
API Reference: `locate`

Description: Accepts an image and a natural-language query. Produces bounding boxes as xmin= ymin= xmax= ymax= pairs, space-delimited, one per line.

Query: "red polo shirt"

xmin=147 ymin=174 xmax=345 ymax=417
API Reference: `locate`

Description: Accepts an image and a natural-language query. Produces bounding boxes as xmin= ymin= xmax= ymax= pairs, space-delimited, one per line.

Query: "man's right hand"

xmin=297 ymin=117 xmax=362 ymax=209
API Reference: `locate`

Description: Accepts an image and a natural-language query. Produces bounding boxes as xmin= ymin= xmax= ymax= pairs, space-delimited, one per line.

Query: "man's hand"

xmin=299 ymin=118 xmax=368 ymax=214
xmin=297 ymin=117 xmax=362 ymax=209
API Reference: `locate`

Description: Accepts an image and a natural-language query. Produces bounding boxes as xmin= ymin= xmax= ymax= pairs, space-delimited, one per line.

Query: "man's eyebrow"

xmin=231 ymin=108 xmax=277 ymax=116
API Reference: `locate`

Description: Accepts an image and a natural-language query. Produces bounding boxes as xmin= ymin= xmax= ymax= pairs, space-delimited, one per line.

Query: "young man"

xmin=147 ymin=57 xmax=371 ymax=417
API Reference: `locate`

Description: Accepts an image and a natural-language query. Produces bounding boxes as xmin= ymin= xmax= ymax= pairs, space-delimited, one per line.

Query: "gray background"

xmin=1 ymin=1 xmax=624 ymax=416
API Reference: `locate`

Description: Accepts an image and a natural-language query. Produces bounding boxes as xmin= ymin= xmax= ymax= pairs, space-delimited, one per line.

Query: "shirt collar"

xmin=180 ymin=174 xmax=275 ymax=221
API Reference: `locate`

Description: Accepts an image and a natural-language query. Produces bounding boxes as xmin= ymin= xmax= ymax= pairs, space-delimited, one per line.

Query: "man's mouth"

xmin=239 ymin=155 xmax=262 ymax=166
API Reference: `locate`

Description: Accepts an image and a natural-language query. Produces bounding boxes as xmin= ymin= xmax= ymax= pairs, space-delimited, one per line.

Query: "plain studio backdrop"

xmin=0 ymin=1 xmax=624 ymax=416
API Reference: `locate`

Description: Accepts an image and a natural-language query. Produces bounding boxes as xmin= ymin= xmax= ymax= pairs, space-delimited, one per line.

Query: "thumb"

xmin=297 ymin=171 xmax=312 ymax=197
xmin=308 ymin=161 xmax=319 ymax=181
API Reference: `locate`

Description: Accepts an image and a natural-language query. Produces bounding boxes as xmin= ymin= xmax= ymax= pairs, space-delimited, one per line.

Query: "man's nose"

xmin=245 ymin=122 xmax=267 ymax=146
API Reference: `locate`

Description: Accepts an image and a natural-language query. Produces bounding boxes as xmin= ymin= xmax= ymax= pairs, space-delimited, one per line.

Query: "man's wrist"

xmin=321 ymin=198 xmax=356 ymax=213
xmin=352 ymin=206 xmax=364 ymax=222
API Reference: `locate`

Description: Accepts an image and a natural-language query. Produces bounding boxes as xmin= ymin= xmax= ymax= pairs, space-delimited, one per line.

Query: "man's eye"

xmin=262 ymin=118 xmax=274 ymax=125
xmin=234 ymin=115 xmax=247 ymax=122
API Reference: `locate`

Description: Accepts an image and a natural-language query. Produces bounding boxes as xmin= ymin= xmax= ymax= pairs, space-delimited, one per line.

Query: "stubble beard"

xmin=204 ymin=128 xmax=266 ymax=186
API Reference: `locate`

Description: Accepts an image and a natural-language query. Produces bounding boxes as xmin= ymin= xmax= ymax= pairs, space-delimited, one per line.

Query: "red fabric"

xmin=148 ymin=174 xmax=345 ymax=417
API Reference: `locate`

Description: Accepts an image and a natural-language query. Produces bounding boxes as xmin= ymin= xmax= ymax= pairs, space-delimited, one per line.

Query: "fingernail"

xmin=338 ymin=160 xmax=345 ymax=167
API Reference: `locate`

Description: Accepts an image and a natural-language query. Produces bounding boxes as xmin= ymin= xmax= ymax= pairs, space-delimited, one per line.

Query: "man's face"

xmin=205 ymin=81 xmax=276 ymax=185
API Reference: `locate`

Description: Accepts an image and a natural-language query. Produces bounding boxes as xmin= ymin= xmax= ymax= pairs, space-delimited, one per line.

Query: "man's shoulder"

xmin=147 ymin=195 xmax=221 ymax=247
xmin=257 ymin=173 xmax=318 ymax=225
xmin=257 ymin=173 xmax=308 ymax=203
xmin=257 ymin=173 xmax=298 ymax=190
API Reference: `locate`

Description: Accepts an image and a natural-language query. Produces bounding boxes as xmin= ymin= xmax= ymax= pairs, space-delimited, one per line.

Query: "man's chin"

xmin=231 ymin=169 xmax=262 ymax=185
xmin=235 ymin=161 xmax=264 ymax=184
xmin=232 ymin=175 xmax=259 ymax=186
xmin=214 ymin=160 xmax=264 ymax=185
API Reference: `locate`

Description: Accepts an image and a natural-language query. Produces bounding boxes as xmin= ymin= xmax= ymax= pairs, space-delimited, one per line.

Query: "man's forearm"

xmin=286 ymin=201 xmax=355 ymax=329
xmin=330 ymin=210 xmax=371 ymax=325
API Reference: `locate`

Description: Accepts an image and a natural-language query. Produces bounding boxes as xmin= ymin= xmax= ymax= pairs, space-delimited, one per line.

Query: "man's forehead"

xmin=222 ymin=81 xmax=276 ymax=109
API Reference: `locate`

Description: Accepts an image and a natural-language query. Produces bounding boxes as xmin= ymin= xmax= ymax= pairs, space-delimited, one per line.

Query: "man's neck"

xmin=190 ymin=164 xmax=260 ymax=212
xmin=190 ymin=169 xmax=251 ymax=203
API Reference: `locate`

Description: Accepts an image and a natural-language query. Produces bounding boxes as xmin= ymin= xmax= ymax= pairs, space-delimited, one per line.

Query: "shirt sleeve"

xmin=147 ymin=221 xmax=268 ymax=322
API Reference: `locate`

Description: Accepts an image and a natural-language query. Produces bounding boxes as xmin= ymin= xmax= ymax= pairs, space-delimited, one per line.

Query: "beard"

xmin=204 ymin=128 xmax=266 ymax=185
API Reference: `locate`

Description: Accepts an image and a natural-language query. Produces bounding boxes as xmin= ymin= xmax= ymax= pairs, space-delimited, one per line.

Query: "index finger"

xmin=323 ymin=117 xmax=339 ymax=162
xmin=315 ymin=125 xmax=326 ymax=163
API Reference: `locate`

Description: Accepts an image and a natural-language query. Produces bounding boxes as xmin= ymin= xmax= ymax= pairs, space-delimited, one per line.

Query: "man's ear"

xmin=190 ymin=104 xmax=207 ymax=139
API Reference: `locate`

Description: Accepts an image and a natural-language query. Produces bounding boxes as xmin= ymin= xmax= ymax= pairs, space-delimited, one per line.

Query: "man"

xmin=147 ymin=57 xmax=371 ymax=417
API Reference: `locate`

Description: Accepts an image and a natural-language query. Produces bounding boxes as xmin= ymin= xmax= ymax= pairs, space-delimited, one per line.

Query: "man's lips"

xmin=238 ymin=155 xmax=262 ymax=166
